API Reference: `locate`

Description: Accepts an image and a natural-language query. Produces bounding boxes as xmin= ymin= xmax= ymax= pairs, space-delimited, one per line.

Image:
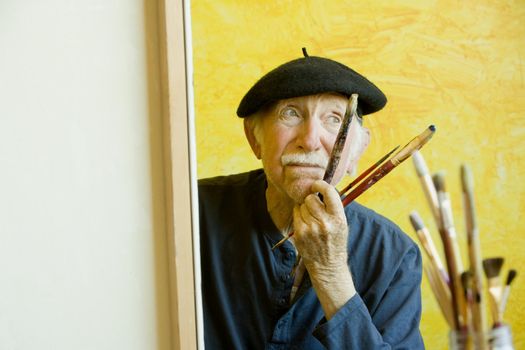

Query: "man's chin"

xmin=285 ymin=178 xmax=318 ymax=203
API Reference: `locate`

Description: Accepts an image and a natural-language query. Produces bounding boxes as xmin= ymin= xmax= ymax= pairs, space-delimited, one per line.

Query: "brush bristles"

xmin=412 ymin=151 xmax=429 ymax=177
xmin=475 ymin=292 xmax=481 ymax=303
xmin=482 ymin=257 xmax=505 ymax=279
xmin=461 ymin=271 xmax=472 ymax=297
xmin=460 ymin=164 xmax=474 ymax=193
xmin=432 ymin=172 xmax=446 ymax=192
xmin=409 ymin=211 xmax=425 ymax=231
xmin=506 ymin=269 xmax=517 ymax=285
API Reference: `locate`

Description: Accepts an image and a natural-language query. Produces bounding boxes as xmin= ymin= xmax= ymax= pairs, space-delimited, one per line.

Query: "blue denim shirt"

xmin=199 ymin=169 xmax=424 ymax=349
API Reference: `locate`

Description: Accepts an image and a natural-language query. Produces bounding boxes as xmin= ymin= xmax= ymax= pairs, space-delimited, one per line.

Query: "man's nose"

xmin=296 ymin=118 xmax=323 ymax=151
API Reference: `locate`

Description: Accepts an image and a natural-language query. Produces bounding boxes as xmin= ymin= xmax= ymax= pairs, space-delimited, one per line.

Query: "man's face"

xmin=246 ymin=93 xmax=369 ymax=203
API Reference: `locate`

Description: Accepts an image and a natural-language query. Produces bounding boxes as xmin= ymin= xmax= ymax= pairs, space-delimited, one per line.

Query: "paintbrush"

xmin=433 ymin=172 xmax=464 ymax=273
xmin=322 ymin=93 xmax=359 ymax=185
xmin=341 ymin=125 xmax=436 ymax=206
xmin=424 ymin=263 xmax=455 ymax=328
xmin=482 ymin=257 xmax=505 ymax=326
xmin=290 ymin=256 xmax=306 ymax=302
xmin=433 ymin=172 xmax=465 ymax=330
xmin=272 ymin=94 xmax=359 ymax=250
xmin=498 ymin=269 xmax=517 ymax=322
xmin=410 ymin=211 xmax=455 ymax=328
xmin=412 ymin=151 xmax=441 ymax=229
xmin=339 ymin=145 xmax=400 ymax=196
xmin=461 ymin=164 xmax=487 ymax=341
xmin=460 ymin=271 xmax=473 ymax=329
xmin=409 ymin=210 xmax=449 ymax=285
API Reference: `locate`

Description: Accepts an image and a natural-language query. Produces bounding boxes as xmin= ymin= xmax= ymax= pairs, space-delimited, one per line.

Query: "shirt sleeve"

xmin=312 ymin=245 xmax=425 ymax=349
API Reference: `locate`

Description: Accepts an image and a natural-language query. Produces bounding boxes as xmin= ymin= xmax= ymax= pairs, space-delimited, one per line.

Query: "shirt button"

xmin=280 ymin=273 xmax=290 ymax=282
xmin=279 ymin=298 xmax=287 ymax=305
xmin=285 ymin=251 xmax=294 ymax=260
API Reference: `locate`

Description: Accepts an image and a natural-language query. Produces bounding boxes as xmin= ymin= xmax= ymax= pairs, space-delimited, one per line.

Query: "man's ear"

xmin=346 ymin=127 xmax=371 ymax=175
xmin=244 ymin=118 xmax=262 ymax=159
xmin=358 ymin=127 xmax=371 ymax=155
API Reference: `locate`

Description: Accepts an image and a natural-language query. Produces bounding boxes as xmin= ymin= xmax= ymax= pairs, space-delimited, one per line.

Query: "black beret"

xmin=237 ymin=49 xmax=387 ymax=117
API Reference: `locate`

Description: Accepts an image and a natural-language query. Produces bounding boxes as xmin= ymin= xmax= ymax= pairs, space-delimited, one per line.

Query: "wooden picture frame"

xmin=157 ymin=0 xmax=202 ymax=348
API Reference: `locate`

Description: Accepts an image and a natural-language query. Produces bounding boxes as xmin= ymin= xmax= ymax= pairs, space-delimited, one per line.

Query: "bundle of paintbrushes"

xmin=409 ymin=151 xmax=517 ymax=349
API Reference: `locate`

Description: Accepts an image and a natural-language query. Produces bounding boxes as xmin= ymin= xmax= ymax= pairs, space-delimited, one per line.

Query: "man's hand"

xmin=293 ymin=180 xmax=356 ymax=319
xmin=293 ymin=180 xmax=348 ymax=267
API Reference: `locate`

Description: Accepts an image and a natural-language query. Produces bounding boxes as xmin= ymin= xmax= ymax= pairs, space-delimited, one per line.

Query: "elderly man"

xmin=198 ymin=50 xmax=424 ymax=349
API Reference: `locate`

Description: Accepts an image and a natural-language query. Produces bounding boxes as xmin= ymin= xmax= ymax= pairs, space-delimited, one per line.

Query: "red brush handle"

xmin=341 ymin=160 xmax=396 ymax=206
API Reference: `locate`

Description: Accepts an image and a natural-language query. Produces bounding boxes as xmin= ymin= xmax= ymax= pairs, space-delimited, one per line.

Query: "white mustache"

xmin=281 ymin=152 xmax=328 ymax=168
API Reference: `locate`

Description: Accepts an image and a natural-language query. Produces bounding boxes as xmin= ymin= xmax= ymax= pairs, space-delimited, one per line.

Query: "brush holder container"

xmin=489 ymin=324 xmax=513 ymax=350
xmin=449 ymin=329 xmax=469 ymax=350
xmin=448 ymin=325 xmax=514 ymax=350
xmin=471 ymin=331 xmax=488 ymax=350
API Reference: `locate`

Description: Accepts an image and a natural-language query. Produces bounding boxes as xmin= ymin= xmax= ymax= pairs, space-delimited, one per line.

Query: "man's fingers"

xmin=293 ymin=203 xmax=320 ymax=236
xmin=311 ymin=180 xmax=344 ymax=215
xmin=303 ymin=193 xmax=325 ymax=218
xmin=300 ymin=200 xmax=323 ymax=228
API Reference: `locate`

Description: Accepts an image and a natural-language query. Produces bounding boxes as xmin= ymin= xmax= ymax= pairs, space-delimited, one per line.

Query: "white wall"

xmin=0 ymin=1 xmax=172 ymax=349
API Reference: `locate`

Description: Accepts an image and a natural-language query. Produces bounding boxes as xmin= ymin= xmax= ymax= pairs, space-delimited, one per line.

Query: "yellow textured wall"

xmin=191 ymin=1 xmax=525 ymax=348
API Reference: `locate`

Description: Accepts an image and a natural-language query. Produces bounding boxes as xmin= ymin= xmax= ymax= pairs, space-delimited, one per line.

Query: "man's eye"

xmin=280 ymin=107 xmax=299 ymax=118
xmin=326 ymin=114 xmax=342 ymax=125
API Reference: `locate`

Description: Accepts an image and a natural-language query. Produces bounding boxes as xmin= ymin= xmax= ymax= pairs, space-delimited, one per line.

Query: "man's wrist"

xmin=307 ymin=264 xmax=357 ymax=320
